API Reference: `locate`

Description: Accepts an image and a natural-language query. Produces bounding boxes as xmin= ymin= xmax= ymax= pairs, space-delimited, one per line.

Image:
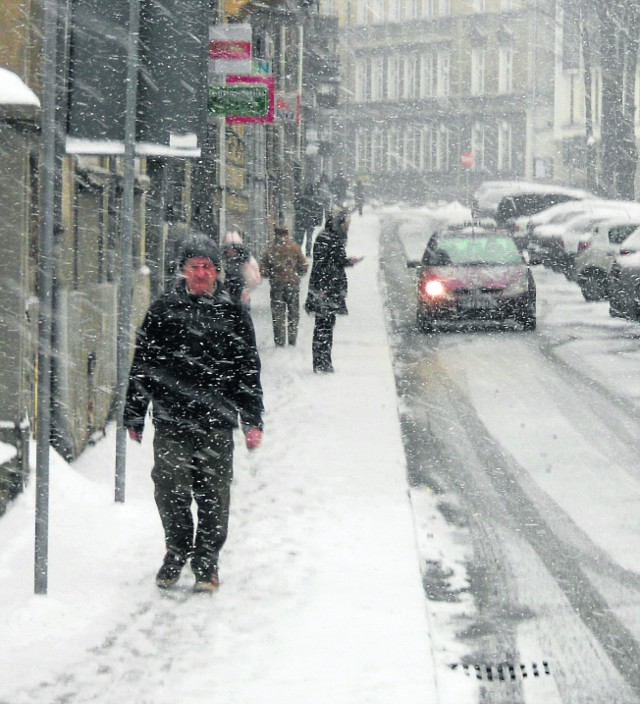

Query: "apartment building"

xmin=340 ymin=0 xmax=557 ymax=202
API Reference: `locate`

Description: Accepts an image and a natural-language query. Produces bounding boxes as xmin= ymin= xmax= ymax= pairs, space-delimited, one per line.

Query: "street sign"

xmin=209 ymin=24 xmax=252 ymax=75
xmin=208 ymin=84 xmax=269 ymax=118
xmin=208 ymin=75 xmax=275 ymax=124
xmin=461 ymin=152 xmax=474 ymax=168
xmin=275 ymin=92 xmax=300 ymax=124
xmin=252 ymin=59 xmax=272 ymax=75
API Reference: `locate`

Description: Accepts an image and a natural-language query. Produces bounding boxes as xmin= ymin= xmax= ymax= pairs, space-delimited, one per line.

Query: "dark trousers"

xmin=270 ymin=283 xmax=301 ymax=346
xmin=312 ymin=313 xmax=336 ymax=372
xmin=152 ymin=424 xmax=233 ymax=579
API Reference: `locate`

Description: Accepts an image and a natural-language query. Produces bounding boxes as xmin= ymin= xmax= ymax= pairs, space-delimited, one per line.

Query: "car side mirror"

xmin=407 ymin=260 xmax=421 ymax=269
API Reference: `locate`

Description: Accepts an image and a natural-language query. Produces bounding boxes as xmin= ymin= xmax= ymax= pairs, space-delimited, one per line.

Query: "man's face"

xmin=183 ymin=257 xmax=217 ymax=296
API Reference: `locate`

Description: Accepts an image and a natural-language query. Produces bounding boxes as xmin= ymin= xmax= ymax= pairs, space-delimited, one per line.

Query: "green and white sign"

xmin=208 ymin=84 xmax=269 ymax=117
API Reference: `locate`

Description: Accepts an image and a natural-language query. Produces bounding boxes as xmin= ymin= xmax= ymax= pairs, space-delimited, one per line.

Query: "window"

xmin=498 ymin=45 xmax=513 ymax=93
xmin=388 ymin=0 xmax=400 ymax=22
xmin=387 ymin=128 xmax=399 ymax=170
xmin=421 ymin=52 xmax=435 ymax=98
xmin=371 ymin=0 xmax=384 ymax=24
xmin=403 ymin=129 xmax=419 ymax=170
xmin=436 ymin=125 xmax=450 ymax=170
xmin=438 ymin=0 xmax=450 ymax=15
xmin=498 ymin=121 xmax=513 ymax=170
xmin=473 ymin=0 xmax=486 ymax=10
xmin=437 ymin=51 xmax=450 ymax=97
xmin=355 ymin=0 xmax=367 ymax=24
xmin=372 ymin=129 xmax=385 ymax=171
xmin=387 ymin=55 xmax=399 ymax=100
xmin=501 ymin=0 xmax=514 ymax=9
xmin=423 ymin=0 xmax=436 ymax=16
xmin=421 ymin=127 xmax=435 ymax=170
xmin=398 ymin=56 xmax=406 ymax=99
xmin=407 ymin=54 xmax=420 ymax=99
xmin=471 ymin=47 xmax=486 ymax=95
xmin=406 ymin=0 xmax=419 ymax=19
xmin=471 ymin=122 xmax=485 ymax=170
xmin=371 ymin=56 xmax=384 ymax=100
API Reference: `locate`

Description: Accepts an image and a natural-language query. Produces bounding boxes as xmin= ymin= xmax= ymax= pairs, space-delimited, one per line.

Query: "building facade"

xmin=339 ymin=0 xmax=557 ymax=203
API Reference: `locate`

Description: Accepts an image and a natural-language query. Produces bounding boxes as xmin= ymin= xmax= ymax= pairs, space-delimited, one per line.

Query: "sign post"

xmin=461 ymin=152 xmax=474 ymax=217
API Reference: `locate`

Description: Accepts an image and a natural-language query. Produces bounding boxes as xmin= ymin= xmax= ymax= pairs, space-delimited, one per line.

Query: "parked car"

xmin=534 ymin=206 xmax=640 ymax=276
xmin=407 ymin=226 xmax=536 ymax=331
xmin=574 ymin=218 xmax=640 ymax=300
xmin=494 ymin=186 xmax=591 ymax=249
xmin=471 ymin=180 xmax=543 ymax=219
xmin=518 ymin=198 xmax=608 ymax=264
xmin=608 ymin=230 xmax=640 ymax=320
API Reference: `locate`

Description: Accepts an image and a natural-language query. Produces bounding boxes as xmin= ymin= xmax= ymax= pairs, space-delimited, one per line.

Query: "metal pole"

xmin=217 ymin=4 xmax=226 ymax=240
xmin=34 ymin=0 xmax=59 ymax=595
xmin=115 ymin=0 xmax=140 ymax=503
xmin=297 ymin=24 xmax=304 ymax=161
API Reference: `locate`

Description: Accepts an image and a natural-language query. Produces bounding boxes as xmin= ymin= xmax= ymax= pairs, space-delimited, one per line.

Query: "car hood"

xmin=427 ymin=264 xmax=528 ymax=290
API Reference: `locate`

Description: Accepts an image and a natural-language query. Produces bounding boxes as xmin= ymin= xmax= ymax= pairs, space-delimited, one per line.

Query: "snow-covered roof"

xmin=0 ymin=67 xmax=40 ymax=108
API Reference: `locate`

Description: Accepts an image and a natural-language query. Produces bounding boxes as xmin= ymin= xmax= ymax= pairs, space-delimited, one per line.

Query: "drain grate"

xmin=450 ymin=661 xmax=551 ymax=682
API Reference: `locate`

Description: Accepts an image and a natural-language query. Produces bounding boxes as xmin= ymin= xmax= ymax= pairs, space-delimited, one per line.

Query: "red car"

xmin=408 ymin=226 xmax=536 ymax=331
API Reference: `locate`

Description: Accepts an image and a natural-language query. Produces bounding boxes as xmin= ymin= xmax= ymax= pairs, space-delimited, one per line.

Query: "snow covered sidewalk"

xmin=0 ymin=212 xmax=437 ymax=704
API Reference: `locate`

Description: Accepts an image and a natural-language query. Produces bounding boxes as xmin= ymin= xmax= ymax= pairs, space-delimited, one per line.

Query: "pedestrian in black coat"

xmin=304 ymin=210 xmax=363 ymax=373
xmin=124 ymin=233 xmax=264 ymax=592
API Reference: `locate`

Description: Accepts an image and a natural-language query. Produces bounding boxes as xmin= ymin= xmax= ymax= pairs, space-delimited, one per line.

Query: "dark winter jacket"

xmin=304 ymin=224 xmax=353 ymax=316
xmin=222 ymin=244 xmax=251 ymax=304
xmin=124 ymin=280 xmax=264 ymax=435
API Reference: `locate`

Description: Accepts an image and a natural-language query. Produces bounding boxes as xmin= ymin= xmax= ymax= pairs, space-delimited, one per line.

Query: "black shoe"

xmin=313 ymin=364 xmax=334 ymax=374
xmin=155 ymin=554 xmax=185 ymax=589
xmin=194 ymin=570 xmax=220 ymax=593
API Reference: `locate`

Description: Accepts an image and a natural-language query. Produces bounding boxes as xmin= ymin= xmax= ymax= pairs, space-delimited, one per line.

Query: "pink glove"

xmin=245 ymin=427 xmax=263 ymax=451
xmin=128 ymin=429 xmax=142 ymax=443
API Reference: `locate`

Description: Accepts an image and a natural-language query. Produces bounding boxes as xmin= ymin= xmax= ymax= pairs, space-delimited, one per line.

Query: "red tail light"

xmin=619 ymin=248 xmax=636 ymax=256
xmin=577 ymin=240 xmax=591 ymax=254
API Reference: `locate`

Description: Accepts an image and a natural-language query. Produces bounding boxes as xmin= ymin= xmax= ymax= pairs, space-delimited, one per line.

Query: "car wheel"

xmin=417 ymin=311 xmax=434 ymax=333
xmin=522 ymin=315 xmax=537 ymax=331
xmin=579 ymin=269 xmax=608 ymax=301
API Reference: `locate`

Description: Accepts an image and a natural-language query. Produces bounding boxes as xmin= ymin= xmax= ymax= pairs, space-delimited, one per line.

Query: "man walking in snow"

xmin=124 ymin=233 xmax=264 ymax=592
xmin=260 ymin=225 xmax=308 ymax=347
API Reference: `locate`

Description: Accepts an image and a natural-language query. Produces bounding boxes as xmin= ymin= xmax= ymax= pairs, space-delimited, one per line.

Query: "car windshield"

xmin=428 ymin=236 xmax=522 ymax=266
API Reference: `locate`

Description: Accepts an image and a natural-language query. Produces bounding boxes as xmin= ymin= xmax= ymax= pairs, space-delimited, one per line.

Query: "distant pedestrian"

xmin=304 ymin=209 xmax=363 ymax=373
xmin=295 ymin=184 xmax=323 ymax=257
xmin=124 ymin=233 xmax=264 ymax=592
xmin=222 ymin=230 xmax=261 ymax=307
xmin=354 ymin=179 xmax=365 ymax=216
xmin=260 ymin=225 xmax=308 ymax=347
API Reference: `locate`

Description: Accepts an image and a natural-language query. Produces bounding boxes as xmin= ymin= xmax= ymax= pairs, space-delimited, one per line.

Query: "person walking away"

xmin=124 ymin=233 xmax=264 ymax=592
xmin=260 ymin=225 xmax=308 ymax=347
xmin=304 ymin=209 xmax=363 ymax=373
xmin=354 ymin=179 xmax=365 ymax=216
xmin=295 ymin=184 xmax=323 ymax=257
xmin=222 ymin=230 xmax=261 ymax=307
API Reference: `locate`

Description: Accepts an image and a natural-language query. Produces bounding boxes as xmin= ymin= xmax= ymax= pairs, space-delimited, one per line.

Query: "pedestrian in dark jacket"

xmin=124 ymin=233 xmax=264 ymax=592
xmin=260 ymin=225 xmax=308 ymax=347
xmin=304 ymin=209 xmax=363 ymax=373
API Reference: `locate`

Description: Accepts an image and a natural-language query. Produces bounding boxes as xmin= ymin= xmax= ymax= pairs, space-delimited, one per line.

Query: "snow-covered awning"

xmin=0 ymin=67 xmax=40 ymax=122
xmin=66 ymin=135 xmax=201 ymax=158
xmin=0 ymin=68 xmax=40 ymax=108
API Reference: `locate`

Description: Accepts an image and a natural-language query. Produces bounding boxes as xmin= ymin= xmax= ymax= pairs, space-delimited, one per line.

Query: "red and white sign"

xmin=209 ymin=24 xmax=252 ymax=75
xmin=461 ymin=152 xmax=474 ymax=168
xmin=275 ymin=92 xmax=300 ymax=124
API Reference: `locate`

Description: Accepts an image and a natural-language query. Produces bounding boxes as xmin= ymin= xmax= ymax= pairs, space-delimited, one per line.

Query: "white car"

xmin=535 ymin=205 xmax=640 ymax=275
xmin=574 ymin=218 xmax=640 ymax=300
xmin=526 ymin=199 xmax=622 ymax=264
